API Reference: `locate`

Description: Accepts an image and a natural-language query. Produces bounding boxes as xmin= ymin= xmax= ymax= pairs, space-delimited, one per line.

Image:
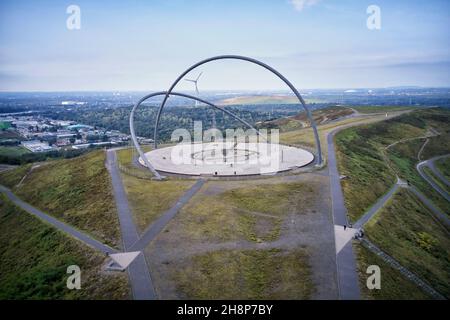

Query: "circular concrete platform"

xmin=139 ymin=142 xmax=314 ymax=177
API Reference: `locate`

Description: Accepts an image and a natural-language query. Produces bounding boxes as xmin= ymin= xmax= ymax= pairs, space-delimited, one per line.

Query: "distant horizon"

xmin=1 ymin=85 xmax=450 ymax=95
xmin=1 ymin=0 xmax=449 ymax=91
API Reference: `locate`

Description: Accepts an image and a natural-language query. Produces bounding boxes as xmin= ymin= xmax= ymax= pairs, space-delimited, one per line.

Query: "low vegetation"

xmin=336 ymin=127 xmax=396 ymax=222
xmin=116 ymin=146 xmax=152 ymax=179
xmin=178 ymin=181 xmax=317 ymax=243
xmin=388 ymin=136 xmax=450 ymax=214
xmin=335 ymin=108 xmax=450 ymax=221
xmin=436 ymin=157 xmax=450 ymax=181
xmin=172 ymin=248 xmax=313 ymax=299
xmin=420 ymin=131 xmax=450 ymax=160
xmin=116 ymin=146 xmax=196 ymax=231
xmin=423 ymin=166 xmax=450 ymax=195
xmin=280 ymin=113 xmax=390 ymax=154
xmin=121 ymin=174 xmax=195 ymax=232
xmin=354 ymin=242 xmax=431 ymax=299
xmin=0 ymin=150 xmax=121 ymax=247
xmin=365 ymin=189 xmax=450 ymax=298
xmin=0 ymin=194 xmax=129 ymax=299
xmin=0 ymin=163 xmax=32 ymax=188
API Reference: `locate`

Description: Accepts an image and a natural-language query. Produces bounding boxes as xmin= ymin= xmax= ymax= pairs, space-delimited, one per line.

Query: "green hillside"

xmin=0 ymin=150 xmax=121 ymax=248
xmin=336 ymin=108 xmax=450 ymax=221
xmin=365 ymin=189 xmax=450 ymax=298
xmin=0 ymin=194 xmax=129 ymax=299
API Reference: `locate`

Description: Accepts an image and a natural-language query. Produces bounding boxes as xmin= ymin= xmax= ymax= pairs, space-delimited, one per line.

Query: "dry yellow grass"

xmin=171 ymin=248 xmax=313 ymax=299
xmin=176 ymin=181 xmax=318 ymax=243
xmin=121 ymin=174 xmax=195 ymax=232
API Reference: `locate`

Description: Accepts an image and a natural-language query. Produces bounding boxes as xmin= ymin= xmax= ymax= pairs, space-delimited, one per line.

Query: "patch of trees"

xmin=0 ymin=145 xmax=115 ymax=165
xmin=44 ymin=105 xmax=287 ymax=142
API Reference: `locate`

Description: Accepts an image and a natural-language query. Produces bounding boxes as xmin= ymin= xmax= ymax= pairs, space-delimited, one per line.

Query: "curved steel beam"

xmin=130 ymin=91 xmax=263 ymax=180
xmin=153 ymin=55 xmax=322 ymax=164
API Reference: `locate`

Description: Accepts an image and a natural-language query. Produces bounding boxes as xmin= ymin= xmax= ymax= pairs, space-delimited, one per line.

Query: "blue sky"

xmin=0 ymin=0 xmax=449 ymax=91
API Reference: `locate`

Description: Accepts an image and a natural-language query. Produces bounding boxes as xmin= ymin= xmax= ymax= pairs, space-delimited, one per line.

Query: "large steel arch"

xmin=153 ymin=55 xmax=323 ymax=164
xmin=130 ymin=91 xmax=264 ymax=180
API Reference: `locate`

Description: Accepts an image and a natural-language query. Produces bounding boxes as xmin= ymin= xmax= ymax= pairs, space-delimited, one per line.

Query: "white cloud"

xmin=290 ymin=0 xmax=321 ymax=12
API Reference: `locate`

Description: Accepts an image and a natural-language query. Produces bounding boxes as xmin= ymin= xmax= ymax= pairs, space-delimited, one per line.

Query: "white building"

xmin=21 ymin=140 xmax=56 ymax=153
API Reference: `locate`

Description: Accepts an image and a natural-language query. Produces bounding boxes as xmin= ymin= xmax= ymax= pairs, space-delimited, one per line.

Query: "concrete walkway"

xmin=106 ymin=150 xmax=141 ymax=248
xmin=106 ymin=148 xmax=205 ymax=299
xmin=129 ymin=179 xmax=206 ymax=251
xmin=354 ymin=183 xmax=400 ymax=229
xmin=327 ymin=131 xmax=351 ymax=226
xmin=106 ymin=149 xmax=156 ymax=300
xmin=334 ymin=225 xmax=358 ymax=254
xmin=0 ymin=185 xmax=117 ymax=255
xmin=327 ymin=129 xmax=360 ymax=300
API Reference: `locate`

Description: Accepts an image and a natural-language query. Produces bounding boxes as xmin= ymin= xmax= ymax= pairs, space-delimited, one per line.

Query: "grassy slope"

xmin=354 ymin=242 xmax=431 ymax=300
xmin=388 ymin=134 xmax=450 ymax=214
xmin=172 ymin=248 xmax=313 ymax=299
xmin=336 ymin=127 xmax=396 ymax=222
xmin=365 ymin=188 xmax=450 ymax=298
xmin=436 ymin=157 xmax=450 ymax=181
xmin=423 ymin=166 xmax=450 ymax=195
xmin=0 ymin=146 xmax=30 ymax=157
xmin=0 ymin=163 xmax=32 ymax=188
xmin=0 ymin=194 xmax=129 ymax=299
xmin=178 ymin=181 xmax=317 ymax=243
xmin=280 ymin=113 xmax=389 ymax=154
xmin=116 ymin=147 xmax=195 ymax=232
xmin=421 ymin=130 xmax=450 ymax=160
xmin=0 ymin=150 xmax=121 ymax=247
xmin=335 ymin=108 xmax=450 ymax=221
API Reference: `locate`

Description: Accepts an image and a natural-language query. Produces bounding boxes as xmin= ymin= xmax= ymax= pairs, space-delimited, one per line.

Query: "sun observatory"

xmin=139 ymin=141 xmax=314 ymax=177
xmin=130 ymin=55 xmax=322 ymax=180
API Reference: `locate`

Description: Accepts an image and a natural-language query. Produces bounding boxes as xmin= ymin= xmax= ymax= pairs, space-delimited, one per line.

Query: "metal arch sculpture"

xmin=130 ymin=91 xmax=264 ymax=180
xmin=153 ymin=55 xmax=323 ymax=165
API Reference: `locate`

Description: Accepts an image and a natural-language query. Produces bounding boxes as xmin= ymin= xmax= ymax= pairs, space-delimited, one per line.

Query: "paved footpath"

xmin=106 ymin=149 xmax=156 ymax=300
xmin=325 ymin=112 xmax=412 ymax=300
xmin=327 ymin=129 xmax=360 ymax=300
xmin=0 ymin=185 xmax=117 ymax=255
xmin=354 ymin=183 xmax=400 ymax=229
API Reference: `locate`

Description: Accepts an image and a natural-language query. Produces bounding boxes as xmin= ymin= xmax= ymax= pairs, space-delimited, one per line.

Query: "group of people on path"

xmin=343 ymin=224 xmax=365 ymax=239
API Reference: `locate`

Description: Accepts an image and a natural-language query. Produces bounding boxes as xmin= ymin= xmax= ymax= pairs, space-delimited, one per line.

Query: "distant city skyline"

xmin=0 ymin=0 xmax=449 ymax=91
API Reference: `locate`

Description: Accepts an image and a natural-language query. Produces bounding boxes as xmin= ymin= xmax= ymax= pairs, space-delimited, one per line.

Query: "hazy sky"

xmin=0 ymin=0 xmax=449 ymax=91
